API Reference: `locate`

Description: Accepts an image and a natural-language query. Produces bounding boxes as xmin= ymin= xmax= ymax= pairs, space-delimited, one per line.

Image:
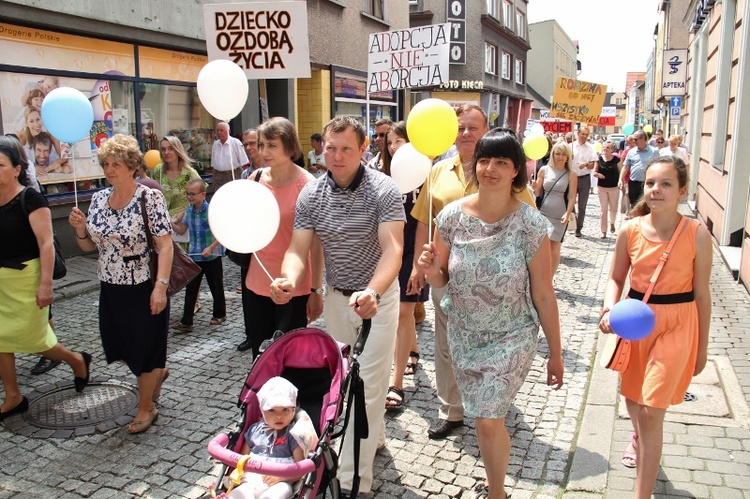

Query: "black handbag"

xmin=20 ymin=187 xmax=66 ymax=279
xmin=140 ymin=192 xmax=201 ymax=297
xmin=225 ymin=169 xmax=263 ymax=268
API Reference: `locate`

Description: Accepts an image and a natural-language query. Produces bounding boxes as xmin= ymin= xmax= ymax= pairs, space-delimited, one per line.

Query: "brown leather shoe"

xmin=414 ymin=302 xmax=426 ymax=324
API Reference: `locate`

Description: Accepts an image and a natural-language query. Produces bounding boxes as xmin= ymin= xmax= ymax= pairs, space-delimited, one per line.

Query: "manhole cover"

xmin=684 ymin=392 xmax=697 ymax=402
xmin=25 ymin=382 xmax=138 ymax=430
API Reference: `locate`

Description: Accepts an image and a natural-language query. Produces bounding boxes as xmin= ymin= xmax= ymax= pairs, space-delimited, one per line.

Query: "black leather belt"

xmin=0 ymin=260 xmax=26 ymax=270
xmin=332 ymin=287 xmax=358 ymax=296
xmin=628 ymin=289 xmax=694 ymax=304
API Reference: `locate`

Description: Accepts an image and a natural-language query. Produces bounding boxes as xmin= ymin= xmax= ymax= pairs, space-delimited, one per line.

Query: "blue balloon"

xmin=41 ymin=87 xmax=94 ymax=143
xmin=609 ymin=299 xmax=655 ymax=340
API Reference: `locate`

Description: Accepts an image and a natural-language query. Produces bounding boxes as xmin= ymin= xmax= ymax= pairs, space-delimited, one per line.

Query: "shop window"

xmin=333 ymin=67 xmax=397 ymax=136
xmin=485 ymin=43 xmax=497 ymax=75
xmin=501 ymin=52 xmax=511 ymax=80
xmin=137 ymin=84 xmax=216 ymax=174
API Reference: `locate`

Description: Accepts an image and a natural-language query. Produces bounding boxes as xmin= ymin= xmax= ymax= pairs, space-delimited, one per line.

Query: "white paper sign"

xmin=368 ymin=23 xmax=450 ymax=93
xmin=203 ymin=2 xmax=311 ymax=79
xmin=661 ymin=48 xmax=688 ymax=96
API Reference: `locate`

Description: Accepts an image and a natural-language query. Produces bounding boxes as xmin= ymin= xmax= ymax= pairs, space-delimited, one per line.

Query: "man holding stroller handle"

xmin=270 ymin=116 xmax=404 ymax=496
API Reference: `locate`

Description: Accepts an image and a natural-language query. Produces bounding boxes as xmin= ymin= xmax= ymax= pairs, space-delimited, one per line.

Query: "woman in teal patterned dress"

xmin=418 ymin=129 xmax=564 ymax=499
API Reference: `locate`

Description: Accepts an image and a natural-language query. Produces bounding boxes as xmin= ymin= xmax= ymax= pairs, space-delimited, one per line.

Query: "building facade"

xmin=653 ymin=0 xmax=691 ymax=136
xmin=0 ymin=0 xmax=408 ymax=253
xmin=683 ymin=0 xmax=750 ymax=293
xmin=409 ymin=0 xmax=532 ymax=132
xmin=526 ymin=19 xmax=577 ymax=107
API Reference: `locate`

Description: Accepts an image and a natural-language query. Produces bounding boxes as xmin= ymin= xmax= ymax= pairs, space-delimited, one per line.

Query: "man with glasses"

xmin=648 ymin=128 xmax=664 ymax=147
xmin=572 ymin=127 xmax=597 ymax=237
xmin=620 ymin=131 xmax=659 ymax=205
xmin=366 ymin=118 xmax=393 ymax=170
xmin=241 ymin=128 xmax=262 ymax=179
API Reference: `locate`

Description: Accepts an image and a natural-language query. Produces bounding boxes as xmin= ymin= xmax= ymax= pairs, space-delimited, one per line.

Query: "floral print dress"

xmin=435 ymin=200 xmax=549 ymax=418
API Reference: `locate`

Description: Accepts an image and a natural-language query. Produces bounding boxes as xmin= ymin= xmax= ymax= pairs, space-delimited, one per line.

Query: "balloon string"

xmin=253 ymin=253 xmax=274 ymax=282
xmin=71 ymin=144 xmax=78 ymax=209
xmin=230 ymin=140 xmax=235 ymax=182
xmin=428 ymin=161 xmax=433 ymax=246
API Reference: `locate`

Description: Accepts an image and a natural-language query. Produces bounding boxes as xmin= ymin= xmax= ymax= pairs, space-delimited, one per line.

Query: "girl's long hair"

xmin=381 ymin=121 xmax=408 ymax=177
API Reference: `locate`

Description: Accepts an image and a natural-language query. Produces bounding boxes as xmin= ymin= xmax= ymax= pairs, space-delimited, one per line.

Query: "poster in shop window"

xmin=0 ymin=72 xmax=110 ymax=186
xmin=203 ymin=2 xmax=311 ymax=79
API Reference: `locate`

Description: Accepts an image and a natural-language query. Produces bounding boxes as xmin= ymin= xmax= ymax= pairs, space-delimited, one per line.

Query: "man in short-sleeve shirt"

xmin=622 ymin=131 xmax=660 ymax=205
xmin=271 ymin=116 xmax=404 ymax=496
xmin=572 ymin=127 xmax=597 ymax=237
xmin=210 ymin=122 xmax=249 ymax=192
xmin=411 ymin=104 xmax=488 ymax=440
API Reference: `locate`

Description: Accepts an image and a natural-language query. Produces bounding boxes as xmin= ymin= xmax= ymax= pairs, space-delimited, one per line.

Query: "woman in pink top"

xmin=242 ymin=118 xmax=324 ymax=357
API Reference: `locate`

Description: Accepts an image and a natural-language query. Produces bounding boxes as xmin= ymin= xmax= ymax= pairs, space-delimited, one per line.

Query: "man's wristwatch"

xmin=156 ymin=277 xmax=169 ymax=286
xmin=311 ymin=287 xmax=324 ymax=295
xmin=364 ymin=288 xmax=381 ymax=305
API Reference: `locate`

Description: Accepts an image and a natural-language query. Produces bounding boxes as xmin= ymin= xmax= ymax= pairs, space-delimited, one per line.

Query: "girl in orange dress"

xmin=599 ymin=156 xmax=712 ymax=499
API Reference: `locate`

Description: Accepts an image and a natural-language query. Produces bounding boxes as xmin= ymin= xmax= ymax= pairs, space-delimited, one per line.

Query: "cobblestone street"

xmin=1 ymin=196 xmax=749 ymax=498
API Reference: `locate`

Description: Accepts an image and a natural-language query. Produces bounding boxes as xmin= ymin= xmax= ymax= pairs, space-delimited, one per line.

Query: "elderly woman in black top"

xmin=69 ymin=134 xmax=172 ymax=434
xmin=0 ymin=137 xmax=90 ymax=421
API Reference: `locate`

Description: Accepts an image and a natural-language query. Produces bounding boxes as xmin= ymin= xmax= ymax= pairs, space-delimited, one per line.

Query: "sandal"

xmin=171 ymin=322 xmax=193 ymax=333
xmin=404 ymin=351 xmax=420 ymax=376
xmin=622 ymin=433 xmax=638 ymax=468
xmin=473 ymin=483 xmax=511 ymax=498
xmin=127 ymin=408 xmax=159 ymax=434
xmin=210 ymin=316 xmax=226 ymax=326
xmin=385 ymin=385 xmax=405 ymax=411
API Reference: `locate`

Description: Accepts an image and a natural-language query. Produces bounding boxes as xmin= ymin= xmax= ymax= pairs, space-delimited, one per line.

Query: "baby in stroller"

xmin=227 ymin=377 xmax=318 ymax=499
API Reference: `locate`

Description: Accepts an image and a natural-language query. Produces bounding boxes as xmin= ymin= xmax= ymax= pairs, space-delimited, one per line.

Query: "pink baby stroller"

xmin=207 ymin=320 xmax=371 ymax=498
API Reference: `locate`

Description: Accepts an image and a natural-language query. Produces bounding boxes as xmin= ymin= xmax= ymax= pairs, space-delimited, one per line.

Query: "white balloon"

xmin=208 ymin=181 xmax=280 ymax=253
xmin=531 ymin=123 xmax=545 ymax=136
xmin=197 ymin=60 xmax=249 ymax=121
xmin=390 ymin=143 xmax=432 ymax=194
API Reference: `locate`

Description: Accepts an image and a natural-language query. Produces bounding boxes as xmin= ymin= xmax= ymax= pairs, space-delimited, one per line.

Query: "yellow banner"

xmin=549 ymin=77 xmax=607 ymax=124
xmin=0 ymin=23 xmax=135 ymax=76
xmin=138 ymin=47 xmax=207 ymax=82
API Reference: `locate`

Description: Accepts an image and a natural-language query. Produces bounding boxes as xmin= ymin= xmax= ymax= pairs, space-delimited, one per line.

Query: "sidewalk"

xmin=1 ymin=196 xmax=748 ymax=498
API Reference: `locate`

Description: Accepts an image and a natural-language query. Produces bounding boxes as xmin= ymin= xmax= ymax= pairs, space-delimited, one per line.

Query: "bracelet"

xmin=76 ymin=231 xmax=89 ymax=240
xmin=600 ymin=307 xmax=611 ymax=318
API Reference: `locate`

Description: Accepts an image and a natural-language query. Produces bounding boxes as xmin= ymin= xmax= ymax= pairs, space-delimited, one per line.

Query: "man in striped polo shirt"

xmin=270 ymin=116 xmax=405 ymax=496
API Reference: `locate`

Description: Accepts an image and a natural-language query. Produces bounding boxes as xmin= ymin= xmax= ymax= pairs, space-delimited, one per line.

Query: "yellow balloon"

xmin=523 ymin=135 xmax=549 ymax=160
xmin=643 ymin=124 xmax=653 ymax=134
xmin=595 ymin=142 xmax=603 ymax=153
xmin=144 ymin=150 xmax=161 ymax=169
xmin=406 ymin=99 xmax=458 ymax=157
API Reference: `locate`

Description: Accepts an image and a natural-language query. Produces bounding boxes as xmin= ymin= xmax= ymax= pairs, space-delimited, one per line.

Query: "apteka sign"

xmin=203 ymin=2 xmax=310 ymax=79
xmin=368 ymin=23 xmax=450 ymax=93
